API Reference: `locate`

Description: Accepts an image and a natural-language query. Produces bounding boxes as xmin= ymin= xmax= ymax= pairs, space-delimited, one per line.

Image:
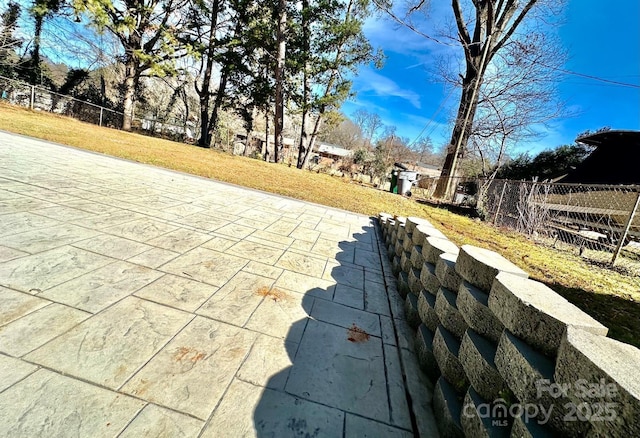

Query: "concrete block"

xmin=415 ymin=324 xmax=440 ymax=382
xmin=398 ymin=271 xmax=410 ymax=298
xmin=384 ymin=226 xmax=394 ymax=246
xmin=404 ymin=293 xmax=421 ymax=329
xmin=400 ymin=251 xmax=413 ymax=274
xmin=420 ymin=262 xmax=440 ymax=295
xmin=555 ymin=326 xmax=640 ymax=438
xmin=387 ymin=241 xmax=396 ymax=261
xmin=397 ymin=225 xmax=406 ymax=242
xmin=433 ymin=325 xmax=469 ymax=393
xmin=417 ymin=289 xmax=439 ymax=332
xmin=457 ymin=281 xmax=505 ymax=344
xmin=436 ymin=253 xmax=463 ymax=292
xmin=410 ymin=245 xmax=425 ymax=270
xmin=407 ymin=268 xmax=423 ymax=296
xmin=424 ymin=236 xmax=459 ymax=265
xmin=509 ymin=415 xmax=555 ymax=438
xmin=413 ymin=223 xmax=447 ymax=247
xmin=391 ymin=255 xmax=401 ymax=277
xmin=495 ymin=331 xmax=585 ymax=436
xmin=406 ymin=216 xmax=432 ymax=235
xmin=495 ymin=331 xmax=555 ymax=404
xmin=461 ymin=387 xmax=512 ymax=438
xmin=435 ymin=287 xmax=468 ymax=340
xmin=433 ymin=376 xmax=464 ymax=438
xmin=394 ymin=238 xmax=404 ymax=257
xmin=378 ymin=212 xmax=392 ymax=224
xmin=456 ymin=245 xmax=528 ymax=292
xmin=459 ymin=329 xmax=509 ymax=401
xmin=489 ymin=273 xmax=608 ymax=357
xmin=402 ymin=233 xmax=415 ymax=252
xmin=393 ymin=216 xmax=406 ymax=231
xmin=388 ymin=230 xmax=397 ymax=249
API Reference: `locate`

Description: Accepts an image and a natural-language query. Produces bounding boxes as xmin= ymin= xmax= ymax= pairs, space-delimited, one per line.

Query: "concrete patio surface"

xmin=0 ymin=131 xmax=436 ymax=437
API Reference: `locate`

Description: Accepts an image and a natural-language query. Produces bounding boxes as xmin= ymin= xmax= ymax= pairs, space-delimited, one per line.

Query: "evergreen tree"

xmin=293 ymin=0 xmax=383 ymax=169
xmin=28 ymin=0 xmax=62 ymax=84
xmin=74 ymin=0 xmax=194 ymax=130
xmin=0 ymin=1 xmax=22 ymax=77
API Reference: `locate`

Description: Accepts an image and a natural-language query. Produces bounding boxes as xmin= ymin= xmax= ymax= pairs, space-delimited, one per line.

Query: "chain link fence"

xmin=415 ymin=176 xmax=640 ymax=274
xmin=0 ymin=75 xmax=125 ymax=127
xmin=0 ymin=75 xmax=201 ymax=143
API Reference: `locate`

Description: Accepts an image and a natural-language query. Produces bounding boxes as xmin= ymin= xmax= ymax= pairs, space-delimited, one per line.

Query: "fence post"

xmin=493 ymin=181 xmax=507 ymax=225
xmin=611 ymin=189 xmax=640 ymax=266
xmin=30 ymin=85 xmax=35 ymax=110
xmin=99 ymin=107 xmax=104 ymax=126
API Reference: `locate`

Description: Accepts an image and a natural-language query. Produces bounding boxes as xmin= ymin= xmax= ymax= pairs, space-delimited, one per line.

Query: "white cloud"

xmin=353 ymin=67 xmax=422 ymax=108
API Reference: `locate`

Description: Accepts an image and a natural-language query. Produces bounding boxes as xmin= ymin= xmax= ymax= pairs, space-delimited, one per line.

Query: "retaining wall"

xmin=378 ymin=213 xmax=640 ymax=437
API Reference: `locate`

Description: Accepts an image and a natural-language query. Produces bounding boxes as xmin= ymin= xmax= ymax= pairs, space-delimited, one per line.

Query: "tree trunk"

xmin=244 ymin=130 xmax=252 ymax=156
xmin=296 ymin=0 xmax=310 ymax=169
xmin=208 ymin=64 xmax=230 ymax=147
xmin=433 ymin=33 xmax=490 ymax=198
xmin=100 ymin=75 xmax=107 ymax=106
xmin=297 ymin=110 xmax=309 ymax=168
xmin=433 ymin=78 xmax=477 ymax=197
xmin=263 ymin=110 xmax=270 ymax=161
xmin=274 ymin=0 xmax=287 ymax=164
xmin=121 ymin=56 xmax=138 ymax=131
xmin=197 ymin=0 xmax=221 ymax=148
xmin=301 ymin=115 xmax=322 ymax=169
xmin=198 ymin=70 xmax=212 ymax=147
xmin=30 ymin=14 xmax=43 ymax=85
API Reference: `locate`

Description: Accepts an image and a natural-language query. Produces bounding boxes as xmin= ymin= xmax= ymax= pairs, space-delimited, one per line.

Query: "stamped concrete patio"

xmin=0 ymin=131 xmax=436 ymax=437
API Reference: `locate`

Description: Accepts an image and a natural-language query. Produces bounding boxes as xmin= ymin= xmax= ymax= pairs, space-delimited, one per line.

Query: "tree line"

xmin=0 ymin=0 xmax=382 ymax=168
xmin=1 ymin=0 xmax=571 ymax=186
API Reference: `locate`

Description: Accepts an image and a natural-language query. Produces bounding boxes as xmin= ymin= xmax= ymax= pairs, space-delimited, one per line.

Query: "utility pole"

xmin=434 ymin=35 xmax=493 ymax=200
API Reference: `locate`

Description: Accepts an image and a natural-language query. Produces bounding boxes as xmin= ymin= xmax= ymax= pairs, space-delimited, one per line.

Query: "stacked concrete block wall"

xmin=378 ymin=213 xmax=640 ymax=437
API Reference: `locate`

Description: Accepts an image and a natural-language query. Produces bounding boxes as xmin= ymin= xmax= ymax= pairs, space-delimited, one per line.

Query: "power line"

xmin=408 ymin=86 xmax=455 ymax=147
xmin=372 ymin=4 xmax=640 ymax=90
xmin=540 ymin=62 xmax=640 ymax=89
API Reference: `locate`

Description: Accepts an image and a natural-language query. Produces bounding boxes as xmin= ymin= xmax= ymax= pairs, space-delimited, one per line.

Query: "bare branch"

xmin=452 ymin=0 xmax=470 ymax=45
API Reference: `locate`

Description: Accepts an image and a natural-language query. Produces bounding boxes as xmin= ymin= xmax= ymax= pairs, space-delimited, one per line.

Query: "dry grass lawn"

xmin=1 ymin=103 xmax=639 ymax=347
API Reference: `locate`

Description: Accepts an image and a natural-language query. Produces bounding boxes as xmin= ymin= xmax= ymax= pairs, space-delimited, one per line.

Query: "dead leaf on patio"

xmin=347 ymin=324 xmax=370 ymax=343
xmin=256 ymin=286 xmax=288 ymax=302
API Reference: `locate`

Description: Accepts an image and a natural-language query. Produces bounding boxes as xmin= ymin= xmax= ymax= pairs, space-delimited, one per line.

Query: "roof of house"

xmin=576 ymin=130 xmax=640 ymax=148
xmin=257 ymin=135 xmax=296 ymax=146
xmin=316 ymin=142 xmax=352 ymax=157
xmin=561 ymin=130 xmax=640 ymax=185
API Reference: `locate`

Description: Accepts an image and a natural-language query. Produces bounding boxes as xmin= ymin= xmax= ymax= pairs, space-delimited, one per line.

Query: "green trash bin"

xmin=390 ymin=170 xmax=399 ymax=194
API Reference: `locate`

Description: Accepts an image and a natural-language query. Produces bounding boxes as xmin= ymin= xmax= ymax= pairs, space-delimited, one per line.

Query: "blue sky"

xmin=343 ymin=0 xmax=640 ymax=156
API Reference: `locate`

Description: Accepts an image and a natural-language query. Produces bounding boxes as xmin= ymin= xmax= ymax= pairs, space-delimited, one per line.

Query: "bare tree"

xmin=465 ymin=32 xmax=565 ymax=181
xmin=319 ymin=116 xmax=364 ymax=149
xmin=374 ymin=0 xmax=565 ymax=198
xmin=353 ymin=108 xmax=382 ymax=147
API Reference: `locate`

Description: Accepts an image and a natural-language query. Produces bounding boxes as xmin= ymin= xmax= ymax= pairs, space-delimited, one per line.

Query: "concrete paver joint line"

xmin=372 ymin=221 xmax=422 ymax=437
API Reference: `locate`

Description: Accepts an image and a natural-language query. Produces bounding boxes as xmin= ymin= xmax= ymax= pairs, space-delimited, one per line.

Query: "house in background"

xmin=404 ymin=162 xmax=442 ymax=179
xmin=315 ymin=142 xmax=352 ymax=162
xmin=560 ymin=130 xmax=640 ymax=185
xmin=543 ymin=130 xmax=640 ymax=245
